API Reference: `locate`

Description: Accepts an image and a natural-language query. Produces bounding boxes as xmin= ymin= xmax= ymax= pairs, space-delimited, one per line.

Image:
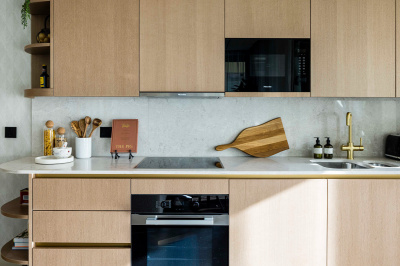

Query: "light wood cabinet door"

xmin=53 ymin=0 xmax=139 ymax=96
xmin=33 ymin=248 xmax=130 ymax=266
xmin=328 ymin=180 xmax=400 ymax=266
xmin=311 ymin=0 xmax=395 ymax=97
xmin=230 ymin=179 xmax=327 ymax=266
xmin=33 ymin=211 xmax=130 ymax=243
xmin=225 ymin=0 xmax=310 ymax=38
xmin=131 ymin=179 xmax=228 ymax=194
xmin=140 ymin=0 xmax=224 ymax=92
xmin=33 ymin=179 xmax=130 ymax=210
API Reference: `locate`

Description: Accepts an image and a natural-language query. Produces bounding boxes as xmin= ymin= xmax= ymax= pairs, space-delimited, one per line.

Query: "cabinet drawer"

xmin=33 ymin=248 xmax=131 ymax=266
xmin=33 ymin=179 xmax=130 ymax=210
xmin=33 ymin=211 xmax=130 ymax=243
xmin=131 ymin=179 xmax=229 ymax=194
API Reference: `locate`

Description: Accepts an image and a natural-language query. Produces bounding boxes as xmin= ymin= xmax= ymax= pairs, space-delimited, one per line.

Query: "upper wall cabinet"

xmin=312 ymin=0 xmax=395 ymax=97
xmin=53 ymin=0 xmax=139 ymax=96
xmin=225 ymin=0 xmax=310 ymax=38
xmin=397 ymin=0 xmax=400 ymax=97
xmin=140 ymin=0 xmax=224 ymax=93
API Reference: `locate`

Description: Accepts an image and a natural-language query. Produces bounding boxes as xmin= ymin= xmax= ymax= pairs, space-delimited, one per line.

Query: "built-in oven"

xmin=225 ymin=38 xmax=310 ymax=93
xmin=131 ymin=194 xmax=229 ymax=266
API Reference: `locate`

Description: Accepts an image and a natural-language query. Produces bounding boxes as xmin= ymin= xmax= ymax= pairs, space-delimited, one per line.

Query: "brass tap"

xmin=341 ymin=112 xmax=364 ymax=159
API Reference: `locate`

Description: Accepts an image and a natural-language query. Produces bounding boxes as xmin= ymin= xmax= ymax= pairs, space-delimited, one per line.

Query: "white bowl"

xmin=53 ymin=147 xmax=72 ymax=158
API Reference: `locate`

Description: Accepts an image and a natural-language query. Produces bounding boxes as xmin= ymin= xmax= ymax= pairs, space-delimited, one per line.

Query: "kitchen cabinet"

xmin=131 ymin=179 xmax=228 ymax=194
xmin=397 ymin=0 xmax=400 ymax=97
xmin=225 ymin=0 xmax=310 ymax=38
xmin=33 ymin=179 xmax=130 ymax=210
xmin=327 ymin=179 xmax=400 ymax=265
xmin=53 ymin=0 xmax=139 ymax=96
xmin=229 ymin=179 xmax=327 ymax=265
xmin=311 ymin=0 xmax=395 ymax=97
xmin=33 ymin=248 xmax=131 ymax=266
xmin=33 ymin=211 xmax=131 ymax=243
xmin=140 ymin=0 xmax=224 ymax=93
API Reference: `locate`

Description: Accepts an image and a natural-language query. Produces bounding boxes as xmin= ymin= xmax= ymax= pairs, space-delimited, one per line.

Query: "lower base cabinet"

xmin=328 ymin=179 xmax=400 ymax=266
xmin=33 ymin=248 xmax=130 ymax=266
xmin=229 ymin=179 xmax=327 ymax=266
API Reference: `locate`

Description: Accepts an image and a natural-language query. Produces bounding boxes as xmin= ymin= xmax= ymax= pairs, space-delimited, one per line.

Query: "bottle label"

xmin=40 ymin=77 xmax=44 ymax=87
xmin=324 ymin=148 xmax=333 ymax=155
xmin=314 ymin=148 xmax=323 ymax=154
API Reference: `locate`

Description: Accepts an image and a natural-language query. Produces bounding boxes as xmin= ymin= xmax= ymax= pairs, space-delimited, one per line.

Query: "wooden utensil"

xmin=83 ymin=116 xmax=91 ymax=138
xmin=215 ymin=117 xmax=289 ymax=157
xmin=79 ymin=119 xmax=86 ymax=138
xmin=88 ymin=118 xmax=102 ymax=138
xmin=70 ymin=121 xmax=81 ymax=137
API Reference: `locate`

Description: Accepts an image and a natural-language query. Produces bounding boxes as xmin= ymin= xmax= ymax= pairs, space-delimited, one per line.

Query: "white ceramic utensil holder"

xmin=75 ymin=137 xmax=92 ymax=159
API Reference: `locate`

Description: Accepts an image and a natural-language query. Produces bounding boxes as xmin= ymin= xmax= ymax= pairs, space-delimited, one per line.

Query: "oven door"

xmin=131 ymin=214 xmax=229 ymax=266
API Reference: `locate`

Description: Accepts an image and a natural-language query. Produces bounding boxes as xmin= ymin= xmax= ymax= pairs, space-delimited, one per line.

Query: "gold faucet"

xmin=341 ymin=112 xmax=364 ymax=159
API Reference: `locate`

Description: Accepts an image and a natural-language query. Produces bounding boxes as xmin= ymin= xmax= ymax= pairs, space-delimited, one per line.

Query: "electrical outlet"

xmin=5 ymin=127 xmax=17 ymax=138
xmin=100 ymin=127 xmax=112 ymax=138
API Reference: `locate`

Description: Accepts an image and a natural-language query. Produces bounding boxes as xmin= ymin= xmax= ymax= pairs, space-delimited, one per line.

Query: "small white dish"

xmin=53 ymin=147 xmax=72 ymax=158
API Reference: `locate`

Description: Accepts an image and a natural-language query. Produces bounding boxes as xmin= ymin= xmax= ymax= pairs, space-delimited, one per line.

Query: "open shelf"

xmin=30 ymin=0 xmax=50 ymax=15
xmin=24 ymin=88 xmax=54 ymax=98
xmin=1 ymin=198 xmax=28 ymax=220
xmin=24 ymin=43 xmax=50 ymax=55
xmin=1 ymin=240 xmax=28 ymax=265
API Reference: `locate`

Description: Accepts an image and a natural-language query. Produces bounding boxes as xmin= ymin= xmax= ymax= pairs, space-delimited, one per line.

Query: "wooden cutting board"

xmin=215 ymin=117 xmax=289 ymax=157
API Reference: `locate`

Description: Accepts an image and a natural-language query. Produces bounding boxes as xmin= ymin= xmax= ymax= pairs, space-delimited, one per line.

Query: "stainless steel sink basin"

xmin=364 ymin=161 xmax=399 ymax=168
xmin=315 ymin=162 xmax=368 ymax=169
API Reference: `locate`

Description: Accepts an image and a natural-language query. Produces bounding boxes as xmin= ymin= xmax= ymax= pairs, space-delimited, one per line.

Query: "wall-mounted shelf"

xmin=24 ymin=88 xmax=54 ymax=98
xmin=1 ymin=240 xmax=28 ymax=265
xmin=30 ymin=0 xmax=50 ymax=15
xmin=1 ymin=198 xmax=28 ymax=219
xmin=24 ymin=43 xmax=50 ymax=55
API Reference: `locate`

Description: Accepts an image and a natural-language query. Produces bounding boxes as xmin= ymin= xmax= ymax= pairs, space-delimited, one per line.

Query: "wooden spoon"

xmin=79 ymin=119 xmax=86 ymax=138
xmin=83 ymin=116 xmax=91 ymax=138
xmin=88 ymin=118 xmax=102 ymax=138
xmin=70 ymin=121 xmax=81 ymax=137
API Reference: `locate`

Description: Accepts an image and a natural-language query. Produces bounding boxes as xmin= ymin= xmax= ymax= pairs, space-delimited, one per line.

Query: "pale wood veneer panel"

xmin=225 ymin=0 xmax=310 ymax=38
xmin=33 ymin=179 xmax=130 ymax=210
xmin=311 ymin=0 xmax=395 ymax=97
xmin=53 ymin=0 xmax=139 ymax=96
xmin=33 ymin=211 xmax=130 ymax=243
xmin=230 ymin=179 xmax=327 ymax=265
xmin=131 ymin=179 xmax=228 ymax=194
xmin=33 ymin=248 xmax=130 ymax=266
xmin=140 ymin=0 xmax=224 ymax=92
xmin=328 ymin=179 xmax=400 ymax=266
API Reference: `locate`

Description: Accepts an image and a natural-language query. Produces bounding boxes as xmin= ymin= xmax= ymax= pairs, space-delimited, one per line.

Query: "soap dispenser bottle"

xmin=324 ymin=137 xmax=333 ymax=159
xmin=314 ymin=137 xmax=323 ymax=159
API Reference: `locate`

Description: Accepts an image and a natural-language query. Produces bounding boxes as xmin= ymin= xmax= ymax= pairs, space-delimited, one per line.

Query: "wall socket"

xmin=5 ymin=127 xmax=17 ymax=138
xmin=100 ymin=127 xmax=112 ymax=138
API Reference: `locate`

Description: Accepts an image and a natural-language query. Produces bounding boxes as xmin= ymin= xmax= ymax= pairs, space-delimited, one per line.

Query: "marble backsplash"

xmin=32 ymin=97 xmax=400 ymax=158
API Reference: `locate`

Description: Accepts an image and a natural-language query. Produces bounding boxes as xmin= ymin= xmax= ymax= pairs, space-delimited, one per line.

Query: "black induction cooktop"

xmin=135 ymin=157 xmax=224 ymax=169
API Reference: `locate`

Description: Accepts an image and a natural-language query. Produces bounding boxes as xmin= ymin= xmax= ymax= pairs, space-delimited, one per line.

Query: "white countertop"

xmin=1 ymin=156 xmax=400 ymax=177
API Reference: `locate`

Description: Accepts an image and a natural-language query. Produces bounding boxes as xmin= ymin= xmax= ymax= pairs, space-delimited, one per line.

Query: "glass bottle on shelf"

xmin=43 ymin=120 xmax=55 ymax=156
xmin=55 ymin=127 xmax=67 ymax=148
xmin=40 ymin=64 xmax=50 ymax=88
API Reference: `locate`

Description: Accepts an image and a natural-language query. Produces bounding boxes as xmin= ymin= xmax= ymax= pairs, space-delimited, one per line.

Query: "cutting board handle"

xmin=215 ymin=144 xmax=232 ymax=151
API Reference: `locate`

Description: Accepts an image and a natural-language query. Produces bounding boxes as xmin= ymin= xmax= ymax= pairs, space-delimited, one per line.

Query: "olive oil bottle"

xmin=314 ymin=137 xmax=323 ymax=159
xmin=40 ymin=64 xmax=49 ymax=88
xmin=324 ymin=137 xmax=333 ymax=159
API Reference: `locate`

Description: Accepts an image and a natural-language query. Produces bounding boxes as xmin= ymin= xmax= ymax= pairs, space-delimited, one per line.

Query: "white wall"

xmin=32 ymin=97 xmax=398 ymax=158
xmin=0 ymin=0 xmax=31 ymax=265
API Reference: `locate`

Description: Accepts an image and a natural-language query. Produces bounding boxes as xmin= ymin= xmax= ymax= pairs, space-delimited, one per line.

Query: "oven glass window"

xmin=132 ymin=226 xmax=228 ymax=266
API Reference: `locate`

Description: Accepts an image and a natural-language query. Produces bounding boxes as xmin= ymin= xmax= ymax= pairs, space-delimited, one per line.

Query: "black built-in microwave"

xmin=225 ymin=38 xmax=310 ymax=93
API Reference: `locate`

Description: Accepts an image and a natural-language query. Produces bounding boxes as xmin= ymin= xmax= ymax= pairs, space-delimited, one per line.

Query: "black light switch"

xmin=5 ymin=127 xmax=17 ymax=138
xmin=100 ymin=127 xmax=112 ymax=138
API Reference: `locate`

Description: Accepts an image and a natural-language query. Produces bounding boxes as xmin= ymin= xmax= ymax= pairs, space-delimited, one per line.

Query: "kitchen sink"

xmin=363 ymin=161 xmax=399 ymax=168
xmin=314 ymin=161 xmax=369 ymax=169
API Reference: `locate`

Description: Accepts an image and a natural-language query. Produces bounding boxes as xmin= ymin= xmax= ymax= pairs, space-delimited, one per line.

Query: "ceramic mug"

xmin=75 ymin=138 xmax=92 ymax=159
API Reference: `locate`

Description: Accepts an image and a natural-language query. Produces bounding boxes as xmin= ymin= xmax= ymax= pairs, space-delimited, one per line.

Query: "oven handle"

xmin=146 ymin=216 xmax=214 ymax=226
